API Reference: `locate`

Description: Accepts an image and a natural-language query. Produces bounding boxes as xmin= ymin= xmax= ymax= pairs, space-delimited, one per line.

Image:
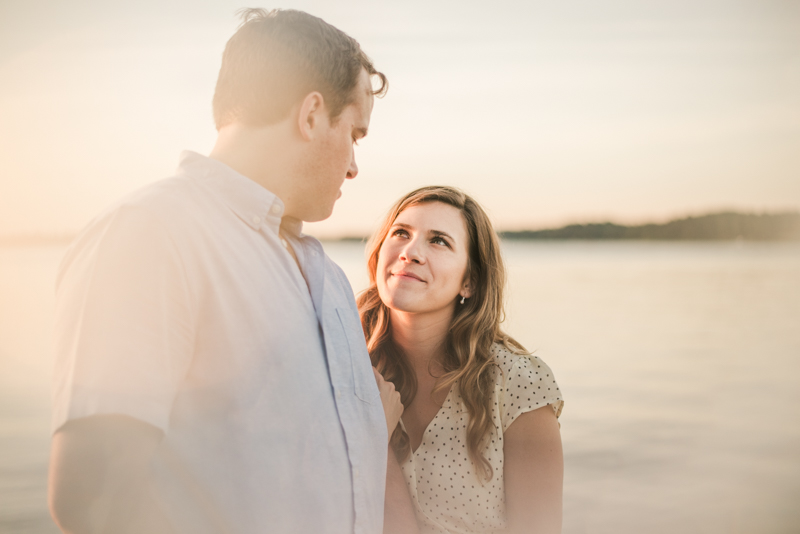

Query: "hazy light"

xmin=1 ymin=0 xmax=798 ymax=239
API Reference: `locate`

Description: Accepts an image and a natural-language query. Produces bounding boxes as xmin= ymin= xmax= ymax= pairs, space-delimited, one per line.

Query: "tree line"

xmin=500 ymin=211 xmax=800 ymax=241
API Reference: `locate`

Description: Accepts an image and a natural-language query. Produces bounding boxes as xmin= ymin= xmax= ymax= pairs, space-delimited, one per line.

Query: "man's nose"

xmin=346 ymin=151 xmax=358 ymax=179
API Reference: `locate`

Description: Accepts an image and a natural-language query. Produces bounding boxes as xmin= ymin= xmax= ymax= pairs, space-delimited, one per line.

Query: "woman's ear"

xmin=460 ymin=270 xmax=474 ymax=300
xmin=460 ymin=283 xmax=473 ymax=300
xmin=297 ymin=91 xmax=325 ymax=141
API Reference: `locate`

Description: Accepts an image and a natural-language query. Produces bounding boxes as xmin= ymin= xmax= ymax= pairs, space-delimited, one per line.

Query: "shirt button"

xmin=336 ymin=390 xmax=342 ymax=399
xmin=353 ymin=469 xmax=360 ymax=479
xmin=270 ymin=204 xmax=282 ymax=216
xmin=251 ymin=215 xmax=261 ymax=226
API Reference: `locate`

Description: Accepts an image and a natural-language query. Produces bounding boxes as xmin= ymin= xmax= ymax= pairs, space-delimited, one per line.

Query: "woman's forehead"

xmin=395 ymin=201 xmax=464 ymax=228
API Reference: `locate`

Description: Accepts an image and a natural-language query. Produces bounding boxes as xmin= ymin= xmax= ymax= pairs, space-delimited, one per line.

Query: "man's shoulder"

xmin=59 ymin=175 xmax=210 ymax=275
xmin=114 ymin=173 xmax=203 ymax=220
xmin=83 ymin=173 xmax=212 ymax=241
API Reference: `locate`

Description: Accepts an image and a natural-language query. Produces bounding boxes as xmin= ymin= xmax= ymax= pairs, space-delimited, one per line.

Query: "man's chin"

xmin=301 ymin=204 xmax=336 ymax=224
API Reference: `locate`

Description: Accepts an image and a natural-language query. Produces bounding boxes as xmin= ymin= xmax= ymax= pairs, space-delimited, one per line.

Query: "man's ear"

xmin=297 ymin=91 xmax=326 ymax=141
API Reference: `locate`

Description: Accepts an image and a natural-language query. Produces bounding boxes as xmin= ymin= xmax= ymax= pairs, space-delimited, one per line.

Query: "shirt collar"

xmin=280 ymin=216 xmax=304 ymax=238
xmin=177 ymin=151 xmax=296 ymax=235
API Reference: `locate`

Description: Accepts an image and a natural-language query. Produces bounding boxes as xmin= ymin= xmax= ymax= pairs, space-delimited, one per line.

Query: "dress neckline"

xmin=402 ymin=383 xmax=456 ymax=454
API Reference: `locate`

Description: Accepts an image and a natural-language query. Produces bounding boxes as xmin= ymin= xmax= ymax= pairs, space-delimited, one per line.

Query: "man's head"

xmin=210 ymin=9 xmax=387 ymax=223
xmin=213 ymin=8 xmax=387 ymax=129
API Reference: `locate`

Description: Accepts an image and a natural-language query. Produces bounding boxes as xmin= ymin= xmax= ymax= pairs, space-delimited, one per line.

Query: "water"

xmin=2 ymin=241 xmax=799 ymax=533
xmin=0 ymin=246 xmax=62 ymax=534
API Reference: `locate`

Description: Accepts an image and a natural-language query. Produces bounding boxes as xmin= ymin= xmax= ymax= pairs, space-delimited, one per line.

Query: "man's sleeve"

xmin=52 ymin=203 xmax=196 ymax=434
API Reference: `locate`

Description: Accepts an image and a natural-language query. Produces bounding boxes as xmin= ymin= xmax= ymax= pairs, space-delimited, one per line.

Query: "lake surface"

xmin=2 ymin=240 xmax=799 ymax=533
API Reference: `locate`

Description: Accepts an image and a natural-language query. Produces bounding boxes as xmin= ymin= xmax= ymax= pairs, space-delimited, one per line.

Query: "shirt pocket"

xmin=336 ymin=308 xmax=380 ymax=404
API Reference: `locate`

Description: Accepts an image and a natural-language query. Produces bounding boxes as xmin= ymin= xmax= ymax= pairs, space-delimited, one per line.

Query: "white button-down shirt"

xmin=52 ymin=151 xmax=387 ymax=534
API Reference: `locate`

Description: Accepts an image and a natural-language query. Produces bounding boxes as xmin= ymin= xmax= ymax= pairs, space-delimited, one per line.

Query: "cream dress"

xmin=399 ymin=344 xmax=564 ymax=533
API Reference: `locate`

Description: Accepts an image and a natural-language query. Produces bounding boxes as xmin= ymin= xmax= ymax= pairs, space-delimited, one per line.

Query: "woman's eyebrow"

xmin=392 ymin=223 xmax=453 ymax=241
xmin=429 ymin=230 xmax=454 ymax=240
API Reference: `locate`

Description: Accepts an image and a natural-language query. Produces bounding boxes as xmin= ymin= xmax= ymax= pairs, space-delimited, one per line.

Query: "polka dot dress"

xmin=398 ymin=344 xmax=563 ymax=533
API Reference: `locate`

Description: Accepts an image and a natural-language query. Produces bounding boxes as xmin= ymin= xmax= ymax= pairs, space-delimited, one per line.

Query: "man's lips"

xmin=392 ymin=271 xmax=425 ymax=282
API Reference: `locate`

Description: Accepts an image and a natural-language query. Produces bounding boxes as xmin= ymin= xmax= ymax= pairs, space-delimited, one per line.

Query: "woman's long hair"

xmin=357 ymin=186 xmax=526 ymax=481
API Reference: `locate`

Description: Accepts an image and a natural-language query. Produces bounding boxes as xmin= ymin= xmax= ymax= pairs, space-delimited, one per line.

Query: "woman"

xmin=359 ymin=186 xmax=564 ymax=533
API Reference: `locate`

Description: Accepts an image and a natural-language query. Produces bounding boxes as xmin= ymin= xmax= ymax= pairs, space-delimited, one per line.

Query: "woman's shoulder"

xmin=489 ymin=341 xmax=554 ymax=378
xmin=489 ymin=342 xmax=564 ymax=428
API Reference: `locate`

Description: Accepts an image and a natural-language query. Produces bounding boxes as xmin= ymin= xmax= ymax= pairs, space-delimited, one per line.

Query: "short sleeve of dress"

xmin=500 ymin=354 xmax=564 ymax=432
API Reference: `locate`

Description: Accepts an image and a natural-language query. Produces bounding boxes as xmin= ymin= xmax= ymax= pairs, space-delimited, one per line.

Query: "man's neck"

xmin=209 ymin=121 xmax=298 ymax=206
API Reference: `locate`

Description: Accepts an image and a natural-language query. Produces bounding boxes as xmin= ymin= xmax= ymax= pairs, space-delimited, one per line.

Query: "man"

xmin=48 ymin=9 xmax=415 ymax=534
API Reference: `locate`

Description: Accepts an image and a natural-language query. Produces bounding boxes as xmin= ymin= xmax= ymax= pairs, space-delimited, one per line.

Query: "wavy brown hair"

xmin=357 ymin=186 xmax=527 ymax=481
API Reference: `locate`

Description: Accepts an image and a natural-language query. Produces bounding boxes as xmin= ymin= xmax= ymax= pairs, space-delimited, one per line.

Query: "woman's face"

xmin=376 ymin=201 xmax=472 ymax=316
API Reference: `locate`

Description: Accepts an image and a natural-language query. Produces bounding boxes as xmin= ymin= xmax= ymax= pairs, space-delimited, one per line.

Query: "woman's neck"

xmin=390 ymin=307 xmax=453 ymax=370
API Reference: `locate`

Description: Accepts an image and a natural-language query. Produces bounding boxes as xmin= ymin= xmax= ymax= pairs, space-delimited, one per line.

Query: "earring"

xmin=460 ymin=296 xmax=466 ymax=305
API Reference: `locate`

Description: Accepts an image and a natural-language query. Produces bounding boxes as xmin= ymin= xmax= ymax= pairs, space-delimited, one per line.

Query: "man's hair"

xmin=213 ymin=8 xmax=388 ymax=129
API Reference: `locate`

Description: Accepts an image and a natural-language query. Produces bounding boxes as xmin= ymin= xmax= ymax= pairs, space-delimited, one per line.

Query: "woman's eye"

xmin=432 ymin=237 xmax=449 ymax=247
xmin=391 ymin=229 xmax=408 ymax=238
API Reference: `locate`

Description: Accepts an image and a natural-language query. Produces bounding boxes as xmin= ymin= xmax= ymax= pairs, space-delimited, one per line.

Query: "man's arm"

xmin=383 ymin=446 xmax=419 ymax=534
xmin=49 ymin=414 xmax=169 ymax=534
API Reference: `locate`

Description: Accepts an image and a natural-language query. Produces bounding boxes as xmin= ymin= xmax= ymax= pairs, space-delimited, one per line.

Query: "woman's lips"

xmin=392 ymin=271 xmax=425 ymax=282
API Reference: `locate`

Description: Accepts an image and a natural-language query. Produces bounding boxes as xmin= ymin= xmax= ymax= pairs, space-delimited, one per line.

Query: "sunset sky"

xmin=1 ymin=0 xmax=798 ymax=238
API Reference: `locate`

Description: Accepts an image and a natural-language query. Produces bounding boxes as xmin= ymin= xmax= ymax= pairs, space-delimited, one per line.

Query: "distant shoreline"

xmin=328 ymin=211 xmax=800 ymax=242
xmin=500 ymin=211 xmax=800 ymax=241
xmin=3 ymin=211 xmax=799 ymax=246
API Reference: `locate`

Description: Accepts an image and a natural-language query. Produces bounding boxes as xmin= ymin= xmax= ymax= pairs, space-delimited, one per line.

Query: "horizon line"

xmin=3 ymin=209 xmax=798 ymax=245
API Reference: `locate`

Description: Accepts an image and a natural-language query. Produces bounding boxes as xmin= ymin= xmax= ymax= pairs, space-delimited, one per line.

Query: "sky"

xmin=0 ymin=0 xmax=798 ymax=239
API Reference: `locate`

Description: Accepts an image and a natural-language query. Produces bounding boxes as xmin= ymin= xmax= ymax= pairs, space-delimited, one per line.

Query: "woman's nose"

xmin=399 ymin=239 xmax=424 ymax=264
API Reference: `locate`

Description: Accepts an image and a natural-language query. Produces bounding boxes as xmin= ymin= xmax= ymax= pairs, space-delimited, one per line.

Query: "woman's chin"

xmin=383 ymin=295 xmax=423 ymax=314
xmin=385 ymin=298 xmax=457 ymax=317
xmin=384 ymin=299 xmax=415 ymax=313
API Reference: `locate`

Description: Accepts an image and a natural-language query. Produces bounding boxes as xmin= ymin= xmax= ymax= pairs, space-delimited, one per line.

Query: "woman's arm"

xmin=503 ymin=405 xmax=563 ymax=534
xmin=384 ymin=446 xmax=420 ymax=534
xmin=373 ymin=368 xmax=418 ymax=533
xmin=372 ymin=369 xmax=418 ymax=533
